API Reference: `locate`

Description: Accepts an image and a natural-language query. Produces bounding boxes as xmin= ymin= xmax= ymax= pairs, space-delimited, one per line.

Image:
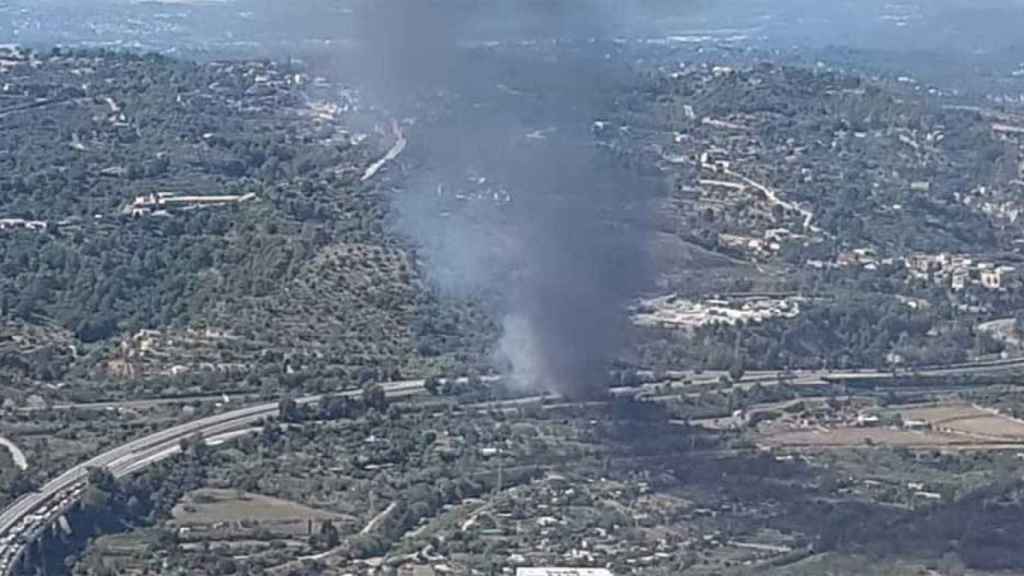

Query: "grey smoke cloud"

xmin=353 ymin=0 xmax=662 ymax=399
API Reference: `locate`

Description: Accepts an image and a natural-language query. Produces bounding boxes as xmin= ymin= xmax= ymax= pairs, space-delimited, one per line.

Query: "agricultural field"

xmin=754 ymin=553 xmax=974 ymax=576
xmin=171 ymin=488 xmax=352 ymax=537
xmin=888 ymin=403 xmax=1024 ymax=441
xmin=758 ymin=426 xmax=968 ymax=450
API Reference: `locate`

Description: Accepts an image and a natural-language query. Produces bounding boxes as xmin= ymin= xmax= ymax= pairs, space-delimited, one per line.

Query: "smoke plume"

xmin=352 ymin=1 xmax=661 ymax=399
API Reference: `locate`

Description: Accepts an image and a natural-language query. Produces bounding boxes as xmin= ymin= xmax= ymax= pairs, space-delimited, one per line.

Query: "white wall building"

xmin=517 ymin=570 xmax=613 ymax=576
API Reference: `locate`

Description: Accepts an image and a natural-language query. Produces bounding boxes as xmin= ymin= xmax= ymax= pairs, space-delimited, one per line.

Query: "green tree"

xmin=6 ymin=469 xmax=38 ymax=496
xmin=320 ymin=519 xmax=340 ymax=549
xmin=86 ymin=467 xmax=117 ymax=493
xmin=279 ymin=397 xmax=303 ymax=422
xmin=215 ymin=558 xmax=238 ymax=575
xmin=424 ymin=375 xmax=441 ymax=395
xmin=81 ymin=485 xmax=111 ymax=510
xmin=728 ymin=359 xmax=746 ymax=383
xmin=362 ymin=382 xmax=387 ymax=411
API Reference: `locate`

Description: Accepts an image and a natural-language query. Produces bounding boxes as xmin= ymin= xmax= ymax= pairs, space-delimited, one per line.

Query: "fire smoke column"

xmin=495 ymin=136 xmax=653 ymax=399
xmin=352 ymin=0 xmax=660 ymax=398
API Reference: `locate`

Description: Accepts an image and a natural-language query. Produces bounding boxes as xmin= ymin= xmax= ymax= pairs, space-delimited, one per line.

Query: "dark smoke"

xmin=496 ymin=138 xmax=653 ymax=399
xmin=352 ymin=1 xmax=662 ymax=399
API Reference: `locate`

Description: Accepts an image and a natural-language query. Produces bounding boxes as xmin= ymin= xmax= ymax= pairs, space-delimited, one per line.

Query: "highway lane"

xmin=0 ymin=379 xmax=427 ymax=543
xmin=17 ymin=359 xmax=1024 ymax=415
xmin=663 ymin=355 xmax=1024 ymax=389
xmin=20 ymin=393 xmax=268 ymax=412
xmin=0 ymin=97 xmax=93 ymax=120
xmin=3 ymin=358 xmax=1024 ymax=571
xmin=20 ymin=378 xmax=447 ymax=413
xmin=0 ymin=400 xmax=280 ymax=538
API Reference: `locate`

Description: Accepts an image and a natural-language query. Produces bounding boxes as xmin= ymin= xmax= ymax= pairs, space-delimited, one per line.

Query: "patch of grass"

xmin=752 ymin=552 xmax=928 ymax=576
xmin=170 ymin=488 xmax=349 ymax=527
xmin=90 ymin=530 xmax=165 ymax=556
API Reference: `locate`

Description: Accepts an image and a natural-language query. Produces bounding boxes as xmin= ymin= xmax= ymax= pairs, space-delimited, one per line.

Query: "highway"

xmin=0 ymin=401 xmax=279 ymax=535
xmin=21 ymin=393 xmax=267 ymax=412
xmin=19 ymin=357 xmax=1024 ymax=416
xmin=0 ymin=97 xmax=92 ymax=120
xmin=3 ymin=357 xmax=1024 ymax=573
xmin=656 ymin=355 xmax=1024 ymax=389
xmin=0 ymin=379 xmax=425 ymax=575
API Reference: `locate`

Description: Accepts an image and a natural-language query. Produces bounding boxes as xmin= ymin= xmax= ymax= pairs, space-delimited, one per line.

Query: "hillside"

xmin=0 ymin=47 xmax=496 ymax=402
xmin=608 ymin=60 xmax=1024 ymax=372
xmin=6 ymin=47 xmax=1024 ymax=400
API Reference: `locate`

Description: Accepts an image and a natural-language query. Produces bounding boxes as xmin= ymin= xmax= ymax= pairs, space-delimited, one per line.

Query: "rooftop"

xmin=516 ymin=565 xmax=610 ymax=569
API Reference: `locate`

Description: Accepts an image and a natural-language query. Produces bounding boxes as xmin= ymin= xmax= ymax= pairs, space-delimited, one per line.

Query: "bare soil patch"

xmin=888 ymin=403 xmax=1024 ymax=440
xmin=171 ymin=488 xmax=349 ymax=528
xmin=760 ymin=426 xmax=972 ymax=449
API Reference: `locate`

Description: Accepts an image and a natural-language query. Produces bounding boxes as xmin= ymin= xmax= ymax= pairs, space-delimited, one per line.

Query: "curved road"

xmin=0 ymin=379 xmax=426 ymax=574
xmin=2 ymin=358 xmax=1024 ymax=573
xmin=0 ymin=438 xmax=26 ymax=471
xmin=361 ymin=120 xmax=407 ymax=182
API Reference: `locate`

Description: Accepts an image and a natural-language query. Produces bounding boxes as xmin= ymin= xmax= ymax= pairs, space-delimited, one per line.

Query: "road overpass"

xmin=0 ymin=379 xmax=425 ymax=575
xmin=3 ymin=358 xmax=1024 ymax=574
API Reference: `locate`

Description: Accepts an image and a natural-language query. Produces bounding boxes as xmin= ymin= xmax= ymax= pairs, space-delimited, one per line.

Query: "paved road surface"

xmin=0 ymin=379 xmax=425 ymax=551
xmin=4 ymin=358 xmax=1024 ymax=573
xmin=361 ymin=120 xmax=407 ymax=182
xmin=0 ymin=438 xmax=26 ymax=471
xmin=0 ymin=400 xmax=280 ymax=540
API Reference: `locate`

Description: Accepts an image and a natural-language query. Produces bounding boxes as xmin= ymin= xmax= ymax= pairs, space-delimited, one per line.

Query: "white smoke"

xmin=495 ymin=314 xmax=547 ymax=393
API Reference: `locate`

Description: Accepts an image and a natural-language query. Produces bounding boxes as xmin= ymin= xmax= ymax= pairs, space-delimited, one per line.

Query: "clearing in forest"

xmin=170 ymin=489 xmax=349 ymax=528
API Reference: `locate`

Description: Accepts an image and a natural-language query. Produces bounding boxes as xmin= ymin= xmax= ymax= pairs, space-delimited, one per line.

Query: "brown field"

xmin=890 ymin=404 xmax=988 ymax=423
xmin=940 ymin=415 xmax=1024 ymax=439
xmin=171 ymin=489 xmax=351 ymax=530
xmin=886 ymin=403 xmax=1024 ymax=441
xmin=759 ymin=424 xmax=1024 ymax=451
xmin=90 ymin=530 xmax=167 ymax=556
xmin=759 ymin=427 xmax=966 ymax=449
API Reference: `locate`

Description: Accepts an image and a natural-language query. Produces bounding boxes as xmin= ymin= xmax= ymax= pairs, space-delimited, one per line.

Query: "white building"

xmin=951 ymin=269 xmax=969 ymax=292
xmin=0 ymin=218 xmax=47 ymax=231
xmin=516 ymin=565 xmax=610 ymax=569
xmin=981 ymin=269 xmax=1001 ymax=290
xmin=856 ymin=414 xmax=881 ymax=427
xmin=981 ymin=265 xmax=1017 ymax=290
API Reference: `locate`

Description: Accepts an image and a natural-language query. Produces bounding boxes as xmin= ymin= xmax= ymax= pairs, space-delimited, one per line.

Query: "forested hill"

xmin=0 ymin=47 xmax=495 ymax=401
xmin=7 ymin=45 xmax=1024 ymax=402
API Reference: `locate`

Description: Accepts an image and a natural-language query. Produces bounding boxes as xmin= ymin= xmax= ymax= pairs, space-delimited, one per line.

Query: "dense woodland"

xmin=635 ymin=64 xmax=1014 ymax=254
xmin=4 ymin=48 xmax=1024 ymax=395
xmin=0 ymin=48 xmax=498 ymax=399
xmin=615 ymin=61 xmax=1024 ymax=372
